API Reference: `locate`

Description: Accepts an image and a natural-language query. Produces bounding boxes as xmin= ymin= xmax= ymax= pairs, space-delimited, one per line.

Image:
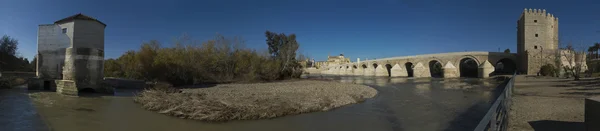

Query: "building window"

xmin=62 ymin=28 xmax=67 ymax=34
xmin=534 ymin=46 xmax=538 ymax=49
xmin=535 ymin=34 xmax=538 ymax=37
xmin=534 ymin=20 xmax=537 ymax=23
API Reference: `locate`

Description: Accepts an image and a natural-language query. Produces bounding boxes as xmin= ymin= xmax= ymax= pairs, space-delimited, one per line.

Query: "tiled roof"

xmin=54 ymin=13 xmax=106 ymax=27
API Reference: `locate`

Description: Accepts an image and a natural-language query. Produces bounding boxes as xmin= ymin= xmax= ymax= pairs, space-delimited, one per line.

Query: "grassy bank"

xmin=133 ymin=80 xmax=377 ymax=121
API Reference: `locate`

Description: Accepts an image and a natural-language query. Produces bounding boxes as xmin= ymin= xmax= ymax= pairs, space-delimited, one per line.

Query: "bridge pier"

xmin=339 ymin=67 xmax=346 ymax=76
xmin=354 ymin=68 xmax=364 ymax=76
xmin=364 ymin=65 xmax=375 ymax=76
xmin=345 ymin=67 xmax=353 ymax=75
xmin=413 ymin=62 xmax=431 ymax=78
xmin=375 ymin=66 xmax=388 ymax=76
xmin=390 ymin=64 xmax=407 ymax=77
xmin=478 ymin=60 xmax=495 ymax=78
xmin=443 ymin=61 xmax=459 ymax=78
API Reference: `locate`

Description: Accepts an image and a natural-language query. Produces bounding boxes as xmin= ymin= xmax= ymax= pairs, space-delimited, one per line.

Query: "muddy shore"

xmin=134 ymin=80 xmax=378 ymax=121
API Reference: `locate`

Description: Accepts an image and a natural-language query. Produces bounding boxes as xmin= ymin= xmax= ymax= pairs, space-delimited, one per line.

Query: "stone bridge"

xmin=320 ymin=51 xmax=517 ymax=78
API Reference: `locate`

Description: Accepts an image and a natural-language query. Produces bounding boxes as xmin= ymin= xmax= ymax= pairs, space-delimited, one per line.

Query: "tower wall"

xmin=517 ymin=9 xmax=559 ymax=75
xmin=37 ymin=24 xmax=70 ymax=79
xmin=60 ymin=19 xmax=106 ymax=93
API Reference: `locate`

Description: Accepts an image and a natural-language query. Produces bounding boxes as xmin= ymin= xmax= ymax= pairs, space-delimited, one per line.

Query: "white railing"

xmin=474 ymin=73 xmax=516 ymax=131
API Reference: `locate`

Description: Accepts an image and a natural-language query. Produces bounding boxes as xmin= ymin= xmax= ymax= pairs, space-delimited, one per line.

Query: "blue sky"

xmin=1 ymin=0 xmax=599 ymax=61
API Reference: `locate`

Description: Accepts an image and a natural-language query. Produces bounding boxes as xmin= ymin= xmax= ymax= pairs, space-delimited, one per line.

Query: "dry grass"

xmin=133 ymin=80 xmax=377 ymax=121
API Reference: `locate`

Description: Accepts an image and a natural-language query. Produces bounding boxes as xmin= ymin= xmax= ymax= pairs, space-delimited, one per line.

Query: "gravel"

xmin=508 ymin=76 xmax=599 ymax=131
xmin=134 ymin=80 xmax=378 ymax=121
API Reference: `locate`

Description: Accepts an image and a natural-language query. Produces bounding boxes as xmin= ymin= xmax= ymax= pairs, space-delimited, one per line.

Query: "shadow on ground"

xmin=552 ymin=78 xmax=600 ymax=88
xmin=528 ymin=120 xmax=584 ymax=131
xmin=559 ymin=92 xmax=600 ymax=96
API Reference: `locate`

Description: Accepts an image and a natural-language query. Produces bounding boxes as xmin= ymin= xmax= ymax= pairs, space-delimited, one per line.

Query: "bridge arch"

xmin=385 ymin=64 xmax=393 ymax=77
xmin=459 ymin=57 xmax=479 ymax=78
xmin=405 ymin=62 xmax=414 ymax=77
xmin=495 ymin=58 xmax=516 ymax=75
xmin=79 ymin=88 xmax=96 ymax=93
xmin=429 ymin=60 xmax=443 ymax=78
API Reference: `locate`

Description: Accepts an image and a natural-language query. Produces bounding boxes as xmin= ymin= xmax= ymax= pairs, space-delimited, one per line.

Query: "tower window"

xmin=535 ymin=34 xmax=538 ymax=37
xmin=534 ymin=20 xmax=537 ymax=23
xmin=62 ymin=28 xmax=67 ymax=34
xmin=534 ymin=46 xmax=538 ymax=49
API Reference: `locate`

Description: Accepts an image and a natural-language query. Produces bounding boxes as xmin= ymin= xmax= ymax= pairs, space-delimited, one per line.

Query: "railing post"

xmin=491 ymin=107 xmax=497 ymax=130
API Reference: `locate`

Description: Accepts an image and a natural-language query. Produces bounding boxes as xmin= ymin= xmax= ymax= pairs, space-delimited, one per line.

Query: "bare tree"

xmin=560 ymin=43 xmax=587 ymax=80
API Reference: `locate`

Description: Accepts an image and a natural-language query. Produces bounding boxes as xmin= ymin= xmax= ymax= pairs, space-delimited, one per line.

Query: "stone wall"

xmin=37 ymin=24 xmax=70 ymax=79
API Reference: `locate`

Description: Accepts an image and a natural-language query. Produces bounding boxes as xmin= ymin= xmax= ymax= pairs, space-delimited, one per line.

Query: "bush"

xmin=105 ymin=34 xmax=303 ymax=86
xmin=540 ymin=64 xmax=556 ymax=76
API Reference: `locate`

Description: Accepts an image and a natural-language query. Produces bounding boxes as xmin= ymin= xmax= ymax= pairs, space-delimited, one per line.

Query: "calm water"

xmin=0 ymin=76 xmax=504 ymax=131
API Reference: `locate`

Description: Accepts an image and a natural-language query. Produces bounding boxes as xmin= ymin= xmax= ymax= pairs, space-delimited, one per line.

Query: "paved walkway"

xmin=509 ymin=76 xmax=600 ymax=131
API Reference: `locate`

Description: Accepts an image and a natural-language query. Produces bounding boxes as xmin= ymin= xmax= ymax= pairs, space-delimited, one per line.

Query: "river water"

xmin=0 ymin=76 xmax=504 ymax=131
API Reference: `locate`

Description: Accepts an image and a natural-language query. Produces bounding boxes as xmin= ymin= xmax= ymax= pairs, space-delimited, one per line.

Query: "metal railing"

xmin=474 ymin=73 xmax=516 ymax=131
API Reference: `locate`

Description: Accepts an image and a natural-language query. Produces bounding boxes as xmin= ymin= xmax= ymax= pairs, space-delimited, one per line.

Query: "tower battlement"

xmin=521 ymin=8 xmax=558 ymax=21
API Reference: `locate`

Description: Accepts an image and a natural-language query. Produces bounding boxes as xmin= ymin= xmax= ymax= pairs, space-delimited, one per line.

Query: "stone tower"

xmin=32 ymin=13 xmax=109 ymax=95
xmin=516 ymin=8 xmax=559 ymax=75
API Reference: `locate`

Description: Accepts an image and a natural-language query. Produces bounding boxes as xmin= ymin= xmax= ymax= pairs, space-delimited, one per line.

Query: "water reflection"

xmin=0 ymin=86 xmax=48 ymax=131
xmin=19 ymin=75 xmax=503 ymax=131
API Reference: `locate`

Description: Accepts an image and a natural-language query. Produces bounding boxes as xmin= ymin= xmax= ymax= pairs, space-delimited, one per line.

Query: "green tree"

xmin=504 ymin=49 xmax=510 ymax=53
xmin=0 ymin=35 xmax=31 ymax=71
xmin=265 ymin=31 xmax=301 ymax=79
xmin=0 ymin=35 xmax=18 ymax=56
xmin=30 ymin=56 xmax=37 ymax=71
xmin=104 ymin=58 xmax=123 ymax=77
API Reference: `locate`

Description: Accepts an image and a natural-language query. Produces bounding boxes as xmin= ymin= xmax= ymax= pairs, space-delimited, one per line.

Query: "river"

xmin=0 ymin=76 xmax=504 ymax=131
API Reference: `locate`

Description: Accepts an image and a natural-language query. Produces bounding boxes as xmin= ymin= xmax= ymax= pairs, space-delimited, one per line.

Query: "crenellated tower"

xmin=517 ymin=8 xmax=559 ymax=75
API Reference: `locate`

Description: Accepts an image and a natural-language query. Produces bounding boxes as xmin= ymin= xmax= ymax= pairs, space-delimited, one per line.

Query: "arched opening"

xmin=373 ymin=63 xmax=378 ymax=69
xmin=361 ymin=64 xmax=367 ymax=69
xmin=385 ymin=64 xmax=393 ymax=77
xmin=43 ymin=81 xmax=51 ymax=90
xmin=79 ymin=88 xmax=96 ymax=94
xmin=495 ymin=58 xmax=516 ymax=75
xmin=429 ymin=60 xmax=443 ymax=78
xmin=405 ymin=62 xmax=414 ymax=77
xmin=460 ymin=58 xmax=478 ymax=78
xmin=353 ymin=65 xmax=358 ymax=69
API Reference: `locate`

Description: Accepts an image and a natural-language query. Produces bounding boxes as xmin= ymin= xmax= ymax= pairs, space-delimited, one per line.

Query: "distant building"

xmin=314 ymin=54 xmax=351 ymax=68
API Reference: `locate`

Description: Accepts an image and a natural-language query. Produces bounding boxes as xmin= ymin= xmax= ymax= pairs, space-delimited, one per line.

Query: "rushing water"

xmin=0 ymin=76 xmax=504 ymax=131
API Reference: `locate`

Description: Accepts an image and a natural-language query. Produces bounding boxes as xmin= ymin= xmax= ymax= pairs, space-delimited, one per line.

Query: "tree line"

xmin=104 ymin=31 xmax=303 ymax=86
xmin=0 ymin=35 xmax=35 ymax=72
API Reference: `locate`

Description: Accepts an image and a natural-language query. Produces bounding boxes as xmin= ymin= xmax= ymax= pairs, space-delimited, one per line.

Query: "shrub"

xmin=105 ymin=33 xmax=303 ymax=86
xmin=540 ymin=64 xmax=556 ymax=76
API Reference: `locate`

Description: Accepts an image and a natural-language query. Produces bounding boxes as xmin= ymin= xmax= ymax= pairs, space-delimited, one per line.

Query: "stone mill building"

xmin=28 ymin=13 xmax=111 ymax=95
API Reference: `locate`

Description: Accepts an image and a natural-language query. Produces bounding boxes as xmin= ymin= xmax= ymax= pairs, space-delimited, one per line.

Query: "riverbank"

xmin=508 ymin=76 xmax=600 ymax=131
xmin=134 ymin=80 xmax=378 ymax=121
